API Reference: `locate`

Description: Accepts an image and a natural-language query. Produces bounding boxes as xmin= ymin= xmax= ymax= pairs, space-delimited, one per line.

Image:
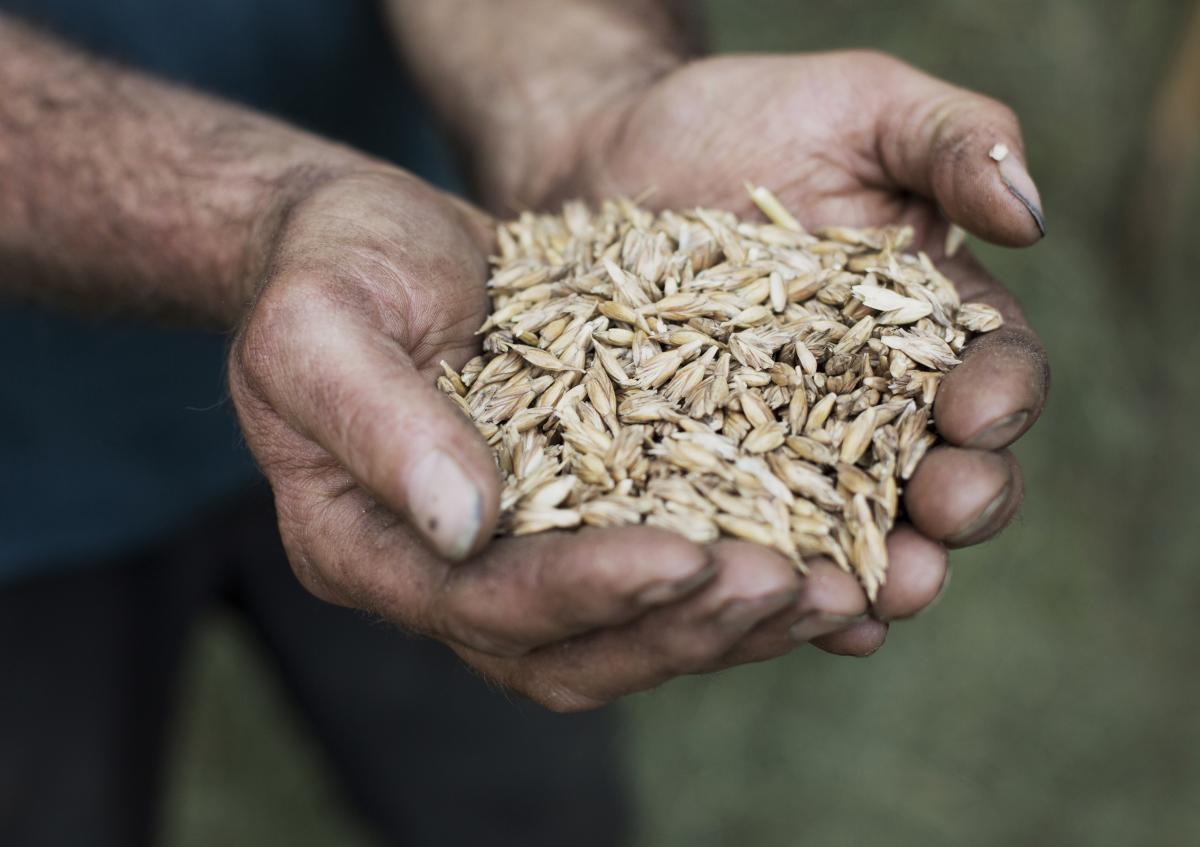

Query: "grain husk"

xmin=439 ymin=187 xmax=1003 ymax=600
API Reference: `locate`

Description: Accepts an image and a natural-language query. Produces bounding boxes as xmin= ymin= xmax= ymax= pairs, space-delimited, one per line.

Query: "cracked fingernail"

xmin=964 ymin=410 xmax=1030 ymax=449
xmin=945 ymin=481 xmax=1011 ymax=546
xmin=406 ymin=450 xmax=483 ymax=561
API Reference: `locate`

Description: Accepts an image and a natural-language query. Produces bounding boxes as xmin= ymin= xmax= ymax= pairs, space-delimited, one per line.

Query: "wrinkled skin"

xmin=230 ymin=52 xmax=1049 ymax=712
xmin=554 ymin=51 xmax=1051 ymax=655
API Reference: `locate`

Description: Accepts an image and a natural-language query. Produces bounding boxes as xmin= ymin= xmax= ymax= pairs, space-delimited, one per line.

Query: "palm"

xmin=230 ymin=170 xmax=881 ymax=712
xmin=282 ymin=173 xmax=492 ymax=373
xmin=602 ymin=57 xmax=899 ymax=219
xmin=230 ymin=42 xmax=1053 ymax=709
xmin=569 ymin=50 xmax=1050 ymax=611
xmin=584 ymin=52 xmax=1039 ymax=258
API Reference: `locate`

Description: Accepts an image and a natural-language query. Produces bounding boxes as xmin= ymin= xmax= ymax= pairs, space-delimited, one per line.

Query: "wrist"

xmin=231 ymin=141 xmax=382 ymax=324
xmin=475 ymin=49 xmax=684 ymax=213
xmin=389 ymin=0 xmax=697 ymax=213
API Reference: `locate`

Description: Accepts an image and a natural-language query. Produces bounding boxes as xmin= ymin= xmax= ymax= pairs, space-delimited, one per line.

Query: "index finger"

xmin=281 ymin=473 xmax=718 ymax=658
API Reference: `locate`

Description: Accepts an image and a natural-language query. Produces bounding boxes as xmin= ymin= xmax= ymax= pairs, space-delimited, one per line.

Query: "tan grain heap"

xmin=438 ymin=187 xmax=1003 ymax=600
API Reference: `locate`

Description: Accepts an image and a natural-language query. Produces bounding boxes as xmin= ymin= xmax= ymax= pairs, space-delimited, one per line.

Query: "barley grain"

xmin=438 ymin=186 xmax=1003 ymax=599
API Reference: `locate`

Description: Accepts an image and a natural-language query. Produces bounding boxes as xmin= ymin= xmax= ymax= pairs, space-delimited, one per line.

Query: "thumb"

xmin=875 ymin=58 xmax=1045 ymax=245
xmin=237 ymin=288 xmax=499 ymax=561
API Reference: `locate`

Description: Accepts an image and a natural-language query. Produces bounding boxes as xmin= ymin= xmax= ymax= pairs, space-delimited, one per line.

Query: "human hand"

xmin=537 ymin=51 xmax=1050 ymax=653
xmin=230 ymin=169 xmax=876 ymax=712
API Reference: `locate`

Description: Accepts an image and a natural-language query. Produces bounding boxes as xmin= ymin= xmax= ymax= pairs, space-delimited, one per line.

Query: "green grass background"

xmin=162 ymin=2 xmax=1200 ymax=844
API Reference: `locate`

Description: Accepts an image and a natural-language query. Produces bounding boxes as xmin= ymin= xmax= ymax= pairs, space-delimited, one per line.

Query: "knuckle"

xmin=931 ymin=94 xmax=1021 ymax=161
xmin=844 ymin=48 xmax=904 ymax=73
xmin=987 ymin=98 xmax=1021 ymax=133
xmin=925 ymin=97 xmax=977 ymax=162
xmin=585 ymin=555 xmax=657 ymax=614
xmin=803 ymin=567 xmax=868 ymax=617
xmin=728 ymin=570 xmax=797 ymax=601
xmin=707 ymin=546 xmax=796 ymax=596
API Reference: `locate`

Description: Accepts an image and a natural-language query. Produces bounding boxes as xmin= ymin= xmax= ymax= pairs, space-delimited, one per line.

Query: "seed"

xmin=944 ymin=224 xmax=968 ymax=258
xmin=437 ymin=187 xmax=1003 ymax=600
xmin=742 ymin=424 xmax=787 ymax=454
xmin=955 ymin=302 xmax=1005 ymax=333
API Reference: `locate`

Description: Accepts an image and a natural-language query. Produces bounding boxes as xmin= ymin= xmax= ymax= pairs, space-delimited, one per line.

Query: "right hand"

xmin=230 ymin=167 xmax=905 ymax=712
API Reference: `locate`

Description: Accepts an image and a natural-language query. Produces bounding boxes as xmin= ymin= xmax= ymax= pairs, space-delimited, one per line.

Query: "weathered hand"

xmin=230 ymin=169 xmax=873 ymax=712
xmin=548 ymin=51 xmax=1050 ymax=652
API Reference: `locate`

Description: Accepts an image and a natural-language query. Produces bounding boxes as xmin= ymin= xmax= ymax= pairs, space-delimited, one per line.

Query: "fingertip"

xmin=603 ymin=527 xmax=716 ymax=604
xmin=798 ymin=560 xmax=870 ymax=619
xmin=878 ymin=68 xmax=1041 ymax=246
xmin=782 ymin=560 xmax=870 ymax=643
xmin=934 ymin=327 xmax=1048 ymax=448
xmin=812 ymin=620 xmax=889 ymax=657
xmin=406 ymin=447 xmax=497 ymax=561
xmin=905 ymin=447 xmax=1022 ymax=547
xmin=996 ymin=152 xmax=1045 ymax=241
xmin=873 ymin=526 xmax=948 ymax=622
xmin=950 ymin=451 xmax=1023 ymax=549
xmin=938 ymin=145 xmax=1044 ymax=248
xmin=404 ymin=392 xmax=504 ymax=560
xmin=706 ymin=539 xmax=806 ymax=600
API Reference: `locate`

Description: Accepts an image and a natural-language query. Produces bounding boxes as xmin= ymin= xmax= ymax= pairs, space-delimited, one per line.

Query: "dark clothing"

xmin=0 ymin=490 xmax=629 ymax=846
xmin=0 ymin=0 xmax=460 ymax=578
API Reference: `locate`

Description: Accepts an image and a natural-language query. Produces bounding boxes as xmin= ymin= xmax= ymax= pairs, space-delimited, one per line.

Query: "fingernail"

xmin=717 ymin=591 xmax=800 ymax=633
xmin=964 ymin=410 xmax=1030 ymax=450
xmin=945 ymin=481 xmax=1011 ymax=547
xmin=406 ymin=450 xmax=483 ymax=561
xmin=789 ymin=612 xmax=869 ymax=643
xmin=996 ymin=155 xmax=1046 ymax=238
xmin=637 ymin=559 xmax=719 ymax=606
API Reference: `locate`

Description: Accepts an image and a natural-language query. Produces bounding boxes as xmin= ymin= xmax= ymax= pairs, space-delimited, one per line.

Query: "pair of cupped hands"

xmin=230 ymin=52 xmax=1049 ymax=712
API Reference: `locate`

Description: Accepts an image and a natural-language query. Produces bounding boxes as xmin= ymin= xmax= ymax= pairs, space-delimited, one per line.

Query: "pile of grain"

xmin=438 ymin=187 xmax=1002 ymax=599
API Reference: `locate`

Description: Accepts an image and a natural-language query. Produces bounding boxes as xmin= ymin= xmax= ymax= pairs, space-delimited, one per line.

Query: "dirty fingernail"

xmin=945 ymin=481 xmax=1011 ymax=547
xmin=964 ymin=410 xmax=1030 ymax=449
xmin=406 ymin=450 xmax=483 ymax=561
xmin=789 ymin=612 xmax=869 ymax=643
xmin=996 ymin=154 xmax=1046 ymax=238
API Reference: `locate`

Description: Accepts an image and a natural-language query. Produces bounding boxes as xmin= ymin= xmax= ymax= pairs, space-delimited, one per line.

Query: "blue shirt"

xmin=0 ymin=0 xmax=460 ymax=579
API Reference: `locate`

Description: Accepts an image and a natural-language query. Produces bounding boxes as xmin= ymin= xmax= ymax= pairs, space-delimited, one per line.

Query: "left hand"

xmin=229 ymin=169 xmax=876 ymax=712
xmin=535 ymin=50 xmax=1050 ymax=656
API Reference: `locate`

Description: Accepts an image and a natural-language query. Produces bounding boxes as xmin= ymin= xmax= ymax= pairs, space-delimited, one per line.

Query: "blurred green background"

xmin=162 ymin=2 xmax=1200 ymax=845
